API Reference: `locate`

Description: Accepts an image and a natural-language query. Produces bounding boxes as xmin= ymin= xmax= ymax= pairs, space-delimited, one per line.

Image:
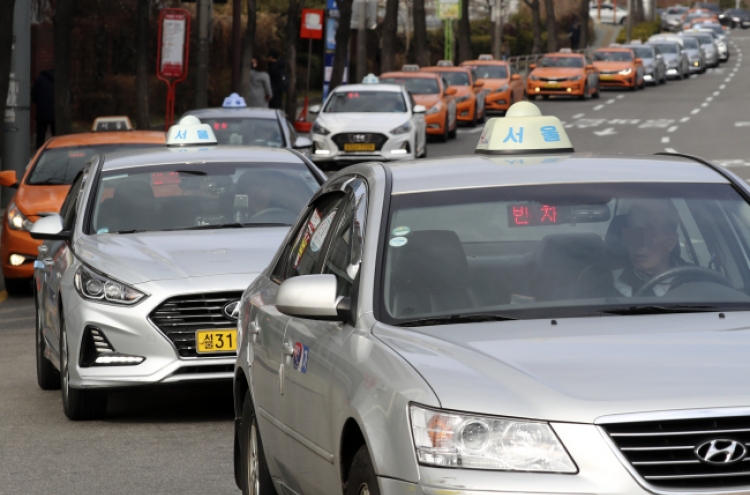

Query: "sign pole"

xmin=297 ymin=8 xmax=324 ymax=133
xmin=156 ymin=8 xmax=191 ymax=131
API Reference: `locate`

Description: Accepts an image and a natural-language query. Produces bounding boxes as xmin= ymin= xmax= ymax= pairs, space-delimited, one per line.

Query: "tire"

xmin=578 ymin=83 xmax=587 ymax=100
xmin=592 ymin=83 xmax=601 ymax=99
xmin=542 ymin=94 xmax=550 ymax=100
xmin=36 ymin=289 xmax=60 ymax=390
xmin=4 ymin=276 xmax=31 ymax=296
xmin=60 ymin=319 xmax=107 ymax=420
xmin=344 ymin=445 xmax=381 ymax=495
xmin=468 ymin=108 xmax=477 ymax=127
xmin=477 ymin=105 xmax=486 ymax=124
xmin=240 ymin=394 xmax=275 ymax=495
xmin=448 ymin=120 xmax=457 ymax=139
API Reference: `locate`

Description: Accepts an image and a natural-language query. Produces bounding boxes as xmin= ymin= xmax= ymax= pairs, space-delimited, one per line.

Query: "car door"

xmin=280 ymin=177 xmax=367 ymax=495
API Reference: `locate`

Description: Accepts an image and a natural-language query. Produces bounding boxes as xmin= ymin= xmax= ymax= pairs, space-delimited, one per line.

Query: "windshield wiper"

xmin=174 ymin=170 xmax=207 ymax=176
xmin=398 ymin=312 xmax=518 ymax=327
xmin=31 ymin=178 xmax=69 ymax=185
xmin=599 ymin=304 xmax=720 ymax=316
xmin=169 ymin=222 xmax=289 ymax=231
xmin=112 ymin=229 xmax=146 ymax=234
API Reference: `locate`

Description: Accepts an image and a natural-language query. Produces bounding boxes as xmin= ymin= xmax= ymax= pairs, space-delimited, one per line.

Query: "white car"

xmin=310 ymin=83 xmax=428 ymax=170
xmin=589 ymin=2 xmax=628 ymax=24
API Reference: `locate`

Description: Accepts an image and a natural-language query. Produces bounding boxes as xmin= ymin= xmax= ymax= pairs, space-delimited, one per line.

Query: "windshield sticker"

xmin=389 ymin=236 xmax=408 ymax=247
xmin=293 ymin=342 xmax=309 ymax=373
xmin=97 ymin=228 xmax=109 ymax=234
xmin=391 ymin=226 xmax=411 ymax=237
xmin=310 ymin=211 xmax=336 ymax=252
xmin=293 ymin=209 xmax=323 ymax=269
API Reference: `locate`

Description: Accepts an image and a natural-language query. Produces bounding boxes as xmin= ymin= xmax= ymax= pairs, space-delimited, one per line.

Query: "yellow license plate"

xmin=344 ymin=143 xmax=375 ymax=152
xmin=600 ymin=75 xmax=615 ymax=80
xmin=196 ymin=329 xmax=237 ymax=354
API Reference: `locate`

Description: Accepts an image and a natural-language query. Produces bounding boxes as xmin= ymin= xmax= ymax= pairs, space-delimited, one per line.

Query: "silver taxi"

xmin=233 ymin=102 xmax=750 ymax=495
xmin=31 ymin=118 xmax=324 ymax=420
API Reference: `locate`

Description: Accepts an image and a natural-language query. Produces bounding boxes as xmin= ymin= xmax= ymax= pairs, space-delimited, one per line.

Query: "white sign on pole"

xmin=438 ymin=0 xmax=461 ymax=20
xmin=161 ymin=17 xmax=186 ymax=77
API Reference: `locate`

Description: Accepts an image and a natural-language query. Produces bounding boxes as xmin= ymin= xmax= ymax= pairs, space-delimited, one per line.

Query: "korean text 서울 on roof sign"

xmin=438 ymin=0 xmax=461 ymax=20
xmin=159 ymin=10 xmax=188 ymax=79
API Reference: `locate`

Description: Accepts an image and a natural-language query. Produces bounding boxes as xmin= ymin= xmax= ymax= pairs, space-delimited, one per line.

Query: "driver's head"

xmin=623 ymin=200 xmax=679 ymax=275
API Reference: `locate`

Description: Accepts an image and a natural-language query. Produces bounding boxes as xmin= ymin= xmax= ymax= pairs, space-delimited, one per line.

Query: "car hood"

xmin=412 ymin=94 xmax=442 ymax=108
xmin=531 ymin=68 xmax=584 ymax=78
xmin=15 ymin=184 xmax=70 ymax=220
xmin=374 ymin=312 xmax=750 ymax=423
xmin=315 ymin=113 xmax=411 ymax=134
xmin=74 ymin=227 xmax=288 ymax=284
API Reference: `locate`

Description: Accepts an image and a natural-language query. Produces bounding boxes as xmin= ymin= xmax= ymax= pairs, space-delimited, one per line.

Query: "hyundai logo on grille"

xmin=223 ymin=300 xmax=241 ymax=320
xmin=695 ymin=439 xmax=747 ymax=464
xmin=352 ymin=134 xmax=368 ymax=143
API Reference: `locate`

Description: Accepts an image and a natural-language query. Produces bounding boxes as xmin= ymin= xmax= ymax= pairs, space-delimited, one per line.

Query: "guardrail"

xmin=508 ymin=48 xmax=594 ymax=76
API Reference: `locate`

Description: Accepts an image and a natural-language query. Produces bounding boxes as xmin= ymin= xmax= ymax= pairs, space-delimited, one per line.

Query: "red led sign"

xmin=212 ymin=122 xmax=228 ymax=130
xmin=151 ymin=172 xmax=181 ymax=185
xmin=508 ymin=204 xmax=558 ymax=227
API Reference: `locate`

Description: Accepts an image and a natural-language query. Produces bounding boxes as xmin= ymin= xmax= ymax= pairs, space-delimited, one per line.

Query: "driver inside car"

xmin=579 ymin=200 xmax=686 ymax=297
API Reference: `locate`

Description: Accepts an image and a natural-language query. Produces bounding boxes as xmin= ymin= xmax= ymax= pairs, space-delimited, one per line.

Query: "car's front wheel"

xmin=60 ymin=319 xmax=107 ymax=420
xmin=36 ymin=290 xmax=60 ymax=390
xmin=240 ymin=394 xmax=275 ymax=495
xmin=4 ymin=276 xmax=30 ymax=296
xmin=345 ymin=445 xmax=381 ymax=495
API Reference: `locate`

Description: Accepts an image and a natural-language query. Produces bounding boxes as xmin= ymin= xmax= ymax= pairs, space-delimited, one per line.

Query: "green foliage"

xmin=615 ymin=18 xmax=662 ymax=43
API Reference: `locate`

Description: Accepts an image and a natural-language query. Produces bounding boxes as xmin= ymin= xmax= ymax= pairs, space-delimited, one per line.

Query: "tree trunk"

xmin=381 ymin=0 xmax=399 ymax=73
xmin=457 ymin=0 xmax=472 ymax=62
xmin=135 ymin=0 xmax=150 ymax=130
xmin=544 ymin=0 xmax=557 ymax=52
xmin=0 ymin=0 xmax=16 ymax=170
xmin=240 ymin=0 xmax=256 ymax=103
xmin=54 ymin=0 xmax=73 ymax=135
xmin=284 ymin=0 xmax=304 ymax=119
xmin=579 ymin=0 xmax=589 ymax=49
xmin=635 ymin=0 xmax=644 ymax=23
xmin=412 ymin=0 xmax=429 ymax=66
xmin=330 ymin=0 xmax=353 ymax=91
xmin=523 ymin=0 xmax=542 ymax=55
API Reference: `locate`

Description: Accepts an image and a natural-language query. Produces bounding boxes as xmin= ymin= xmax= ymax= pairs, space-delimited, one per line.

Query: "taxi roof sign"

xmin=223 ymin=92 xmax=247 ymax=108
xmin=478 ymin=54 xmax=494 ymax=60
xmin=166 ymin=115 xmax=218 ymax=147
xmin=436 ymin=60 xmax=454 ymax=67
xmin=475 ymin=101 xmax=574 ymax=155
xmin=401 ymin=64 xmax=420 ymax=72
xmin=92 ymin=116 xmax=133 ymax=132
xmin=559 ymin=48 xmax=573 ymax=53
xmin=362 ymin=73 xmax=380 ymax=83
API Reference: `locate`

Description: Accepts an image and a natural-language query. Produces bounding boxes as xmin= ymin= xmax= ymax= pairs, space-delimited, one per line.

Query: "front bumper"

xmin=599 ymin=73 xmax=636 ymax=87
xmin=1 ymin=219 xmax=40 ymax=279
xmin=311 ymin=132 xmax=415 ymax=163
xmin=63 ymin=276 xmax=249 ymax=389
xmin=527 ymin=80 xmax=586 ymax=96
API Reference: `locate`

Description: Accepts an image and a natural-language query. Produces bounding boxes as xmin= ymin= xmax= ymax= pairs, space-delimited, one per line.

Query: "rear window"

xmin=27 ymin=144 xmax=161 ymax=186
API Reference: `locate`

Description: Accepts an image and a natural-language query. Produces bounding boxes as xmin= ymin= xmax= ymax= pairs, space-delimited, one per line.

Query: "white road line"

xmin=720 ymin=84 xmax=727 ymax=89
xmin=606 ymin=99 xmax=615 ymax=104
xmin=725 ymin=78 xmax=732 ymax=82
xmin=736 ymin=122 xmax=750 ymax=127
xmin=713 ymin=91 xmax=721 ymax=96
xmin=665 ymin=148 xmax=677 ymax=153
xmin=680 ymin=117 xmax=690 ymax=123
xmin=593 ymin=104 xmax=605 ymax=111
xmin=701 ymin=102 xmax=709 ymax=107
xmin=706 ymin=96 xmax=713 ymax=102
xmin=572 ymin=113 xmax=585 ymax=119
xmin=661 ymin=137 xmax=670 ymax=144
xmin=593 ymin=128 xmax=617 ymax=136
xmin=616 ymin=95 xmax=625 ymax=99
xmin=691 ymin=108 xmax=701 ymax=114
xmin=667 ymin=126 xmax=678 ymax=132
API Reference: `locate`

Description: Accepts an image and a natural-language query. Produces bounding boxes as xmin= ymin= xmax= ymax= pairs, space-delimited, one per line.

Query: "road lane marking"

xmin=701 ymin=102 xmax=709 ymax=107
xmin=665 ymin=147 xmax=677 ymax=153
xmin=680 ymin=117 xmax=690 ymax=123
xmin=593 ymin=127 xmax=617 ymax=136
xmin=713 ymin=91 xmax=720 ymax=96
xmin=661 ymin=137 xmax=670 ymax=143
xmin=593 ymin=104 xmax=605 ymax=110
xmin=667 ymin=126 xmax=678 ymax=132
xmin=705 ymin=97 xmax=713 ymax=102
xmin=691 ymin=108 xmax=701 ymax=114
xmin=0 ymin=291 xmax=7 ymax=304
xmin=720 ymin=84 xmax=727 ymax=89
xmin=725 ymin=78 xmax=732 ymax=82
xmin=616 ymin=95 xmax=625 ymax=99
xmin=572 ymin=113 xmax=585 ymax=119
xmin=606 ymin=99 xmax=615 ymax=104
xmin=736 ymin=122 xmax=750 ymax=127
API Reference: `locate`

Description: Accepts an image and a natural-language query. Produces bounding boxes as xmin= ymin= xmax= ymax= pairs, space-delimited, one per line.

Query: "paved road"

xmin=1 ymin=34 xmax=750 ymax=495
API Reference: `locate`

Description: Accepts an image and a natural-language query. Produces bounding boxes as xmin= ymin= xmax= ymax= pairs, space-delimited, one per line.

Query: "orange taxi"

xmin=380 ymin=69 xmax=458 ymax=142
xmin=592 ymin=47 xmax=645 ymax=90
xmin=0 ymin=131 xmax=164 ymax=294
xmin=526 ymin=51 xmax=600 ymax=100
xmin=421 ymin=63 xmax=486 ymax=126
xmin=460 ymin=56 xmax=525 ymax=114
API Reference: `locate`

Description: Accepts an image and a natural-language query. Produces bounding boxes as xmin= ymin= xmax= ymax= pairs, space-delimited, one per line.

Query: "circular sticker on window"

xmin=391 ymin=226 xmax=411 ymax=237
xmin=389 ymin=237 xmax=408 ymax=247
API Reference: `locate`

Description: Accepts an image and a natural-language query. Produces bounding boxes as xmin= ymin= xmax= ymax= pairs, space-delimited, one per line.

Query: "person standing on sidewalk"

xmin=267 ymin=49 xmax=287 ymax=110
xmin=31 ymin=70 xmax=55 ymax=149
xmin=246 ymin=57 xmax=273 ymax=108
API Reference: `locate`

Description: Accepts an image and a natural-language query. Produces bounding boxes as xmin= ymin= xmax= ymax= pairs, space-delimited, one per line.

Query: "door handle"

xmin=282 ymin=342 xmax=294 ymax=357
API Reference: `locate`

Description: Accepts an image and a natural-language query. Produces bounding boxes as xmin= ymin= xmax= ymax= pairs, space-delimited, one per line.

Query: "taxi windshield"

xmin=629 ymin=47 xmax=654 ymax=59
xmin=650 ymin=43 xmax=678 ymax=54
xmin=593 ymin=51 xmax=633 ymax=62
xmin=692 ymin=33 xmax=715 ymax=44
xmin=199 ymin=118 xmax=284 ymax=147
xmin=434 ymin=71 xmax=471 ymax=86
xmin=379 ymin=78 xmax=440 ymax=94
xmin=538 ymin=57 xmax=584 ymax=68
xmin=27 ymin=144 xmax=160 ymax=186
xmin=325 ymin=91 xmax=407 ymax=113
xmin=681 ymin=37 xmax=700 ymax=49
xmin=88 ymin=162 xmax=321 ymax=234
xmin=380 ymin=182 xmax=750 ymax=324
xmin=470 ymin=65 xmax=508 ymax=79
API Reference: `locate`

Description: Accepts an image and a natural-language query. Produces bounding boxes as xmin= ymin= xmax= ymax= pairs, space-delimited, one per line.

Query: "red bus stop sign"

xmin=157 ymin=8 xmax=191 ymax=130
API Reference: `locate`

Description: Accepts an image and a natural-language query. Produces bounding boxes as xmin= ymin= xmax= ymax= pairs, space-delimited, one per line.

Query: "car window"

xmin=433 ymin=71 xmax=471 ymax=86
xmin=60 ymin=172 xmax=85 ymax=231
xmin=681 ymin=37 xmax=700 ymax=49
xmin=278 ymin=193 xmax=345 ymax=280
xmin=469 ymin=65 xmax=509 ymax=79
xmin=379 ymin=77 xmax=440 ymax=95
xmin=539 ymin=57 xmax=585 ymax=68
xmin=324 ymin=91 xmax=407 ymax=113
xmin=201 ymin=117 xmax=285 ymax=147
xmin=593 ymin=51 xmax=634 ymax=62
xmin=380 ymin=182 xmax=750 ymax=324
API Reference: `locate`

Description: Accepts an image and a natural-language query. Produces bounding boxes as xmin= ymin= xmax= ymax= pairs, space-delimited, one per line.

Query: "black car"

xmin=720 ymin=8 xmax=750 ymax=28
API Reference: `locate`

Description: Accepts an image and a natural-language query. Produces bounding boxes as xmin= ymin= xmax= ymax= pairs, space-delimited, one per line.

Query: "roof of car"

xmin=332 ymin=83 xmax=403 ymax=93
xmin=45 ymin=131 xmax=165 ymax=149
xmin=182 ymin=107 xmax=282 ymax=120
xmin=422 ymin=66 xmax=472 ymax=72
xmin=380 ymin=71 xmax=440 ymax=79
xmin=544 ymin=52 xmax=586 ymax=58
xmin=460 ymin=60 xmax=510 ymax=66
xmin=98 ymin=146 xmax=305 ymax=172
xmin=378 ymin=154 xmax=729 ymax=195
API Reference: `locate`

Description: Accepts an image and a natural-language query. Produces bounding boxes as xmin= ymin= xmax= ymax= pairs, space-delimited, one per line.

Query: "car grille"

xmin=331 ymin=133 xmax=388 ymax=151
xmin=149 ymin=292 xmax=242 ymax=358
xmin=599 ymin=70 xmax=620 ymax=75
xmin=602 ymin=415 xmax=750 ymax=489
xmin=540 ymin=76 xmax=571 ymax=82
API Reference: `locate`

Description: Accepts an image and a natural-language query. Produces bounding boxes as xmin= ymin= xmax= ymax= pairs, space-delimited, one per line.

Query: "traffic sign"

xmin=301 ymin=9 xmax=324 ymax=39
xmin=437 ymin=0 xmax=461 ymax=20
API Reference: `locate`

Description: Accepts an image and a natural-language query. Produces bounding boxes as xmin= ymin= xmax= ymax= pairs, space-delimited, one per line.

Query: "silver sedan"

xmin=234 ymin=150 xmax=750 ymax=494
xmin=31 ymin=146 xmax=324 ymax=420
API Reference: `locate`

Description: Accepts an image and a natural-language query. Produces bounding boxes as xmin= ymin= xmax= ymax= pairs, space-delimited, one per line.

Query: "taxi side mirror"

xmin=413 ymin=105 xmax=427 ymax=114
xmin=276 ymin=274 xmax=351 ymax=322
xmin=635 ymin=58 xmax=643 ymax=64
xmin=511 ymin=74 xmax=522 ymax=81
xmin=529 ymin=63 xmax=537 ymax=70
xmin=445 ymin=87 xmax=458 ymax=95
xmin=293 ymin=136 xmax=313 ymax=150
xmin=0 ymin=170 xmax=18 ymax=188
xmin=309 ymin=104 xmax=322 ymax=114
xmin=586 ymin=64 xmax=595 ymax=70
xmin=474 ymin=81 xmax=485 ymax=88
xmin=30 ymin=214 xmax=71 ymax=241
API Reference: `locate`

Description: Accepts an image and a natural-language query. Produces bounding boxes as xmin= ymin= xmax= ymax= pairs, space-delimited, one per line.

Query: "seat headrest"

xmin=390 ymin=230 xmax=468 ymax=290
xmin=534 ymin=233 xmax=603 ymax=271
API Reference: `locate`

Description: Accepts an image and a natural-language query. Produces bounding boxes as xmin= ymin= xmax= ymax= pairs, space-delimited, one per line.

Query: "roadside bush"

xmin=615 ymin=17 xmax=662 ymax=43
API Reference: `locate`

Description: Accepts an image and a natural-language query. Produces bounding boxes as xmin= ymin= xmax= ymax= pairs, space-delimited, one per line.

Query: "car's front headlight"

xmin=312 ymin=121 xmax=330 ymax=136
xmin=568 ymin=75 xmax=581 ymax=82
xmin=410 ymin=405 xmax=577 ymax=473
xmin=494 ymin=84 xmax=509 ymax=93
xmin=74 ymin=264 xmax=147 ymax=305
xmin=426 ymin=102 xmax=442 ymax=114
xmin=390 ymin=121 xmax=412 ymax=135
xmin=454 ymin=95 xmax=471 ymax=103
xmin=618 ymin=68 xmax=632 ymax=75
xmin=7 ymin=202 xmax=34 ymax=231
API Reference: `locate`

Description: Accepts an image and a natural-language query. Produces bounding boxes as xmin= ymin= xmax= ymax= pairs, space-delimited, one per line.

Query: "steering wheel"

xmin=250 ymin=207 xmax=293 ymax=223
xmin=633 ymin=265 xmax=732 ymax=297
